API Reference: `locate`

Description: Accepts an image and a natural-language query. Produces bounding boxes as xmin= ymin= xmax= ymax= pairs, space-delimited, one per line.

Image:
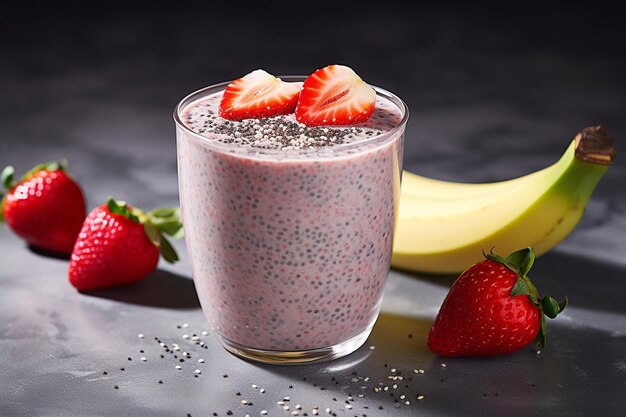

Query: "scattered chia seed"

xmin=117 ymin=319 xmax=438 ymax=415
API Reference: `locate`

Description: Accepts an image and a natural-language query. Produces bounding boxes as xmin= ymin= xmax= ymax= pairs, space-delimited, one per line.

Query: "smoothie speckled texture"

xmin=176 ymin=87 xmax=406 ymax=352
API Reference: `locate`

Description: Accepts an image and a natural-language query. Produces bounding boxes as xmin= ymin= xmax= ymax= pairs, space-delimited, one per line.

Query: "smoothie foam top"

xmin=179 ymin=85 xmax=405 ymax=153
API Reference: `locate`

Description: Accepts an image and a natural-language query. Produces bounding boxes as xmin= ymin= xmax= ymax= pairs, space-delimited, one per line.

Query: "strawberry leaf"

xmin=150 ymin=208 xmax=179 ymax=218
xmin=107 ymin=197 xmax=127 ymax=216
xmin=1 ymin=166 xmax=15 ymax=190
xmin=511 ymin=277 xmax=540 ymax=306
xmin=159 ymin=235 xmax=179 ymax=263
xmin=128 ymin=207 xmax=143 ymax=224
xmin=483 ymin=247 xmax=508 ymax=265
xmin=143 ymin=223 xmax=161 ymax=247
xmin=147 ymin=207 xmax=184 ymax=239
xmin=540 ymin=295 xmax=568 ymax=319
xmin=536 ymin=295 xmax=567 ymax=348
xmin=106 ymin=197 xmax=143 ymax=223
xmin=159 ymin=222 xmax=184 ymax=239
xmin=542 ymin=296 xmax=561 ymax=319
xmin=505 ymin=247 xmax=535 ymax=276
xmin=510 ymin=277 xmax=532 ymax=297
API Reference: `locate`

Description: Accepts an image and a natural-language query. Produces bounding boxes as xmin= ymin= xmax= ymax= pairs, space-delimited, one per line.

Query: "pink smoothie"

xmin=176 ymin=82 xmax=406 ymax=352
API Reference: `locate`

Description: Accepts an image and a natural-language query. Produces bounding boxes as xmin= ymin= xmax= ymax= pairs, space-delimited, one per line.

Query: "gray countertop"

xmin=1 ymin=5 xmax=625 ymax=417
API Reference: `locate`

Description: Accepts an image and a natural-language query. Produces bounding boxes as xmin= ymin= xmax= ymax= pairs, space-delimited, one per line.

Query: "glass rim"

xmin=173 ymin=75 xmax=409 ymax=159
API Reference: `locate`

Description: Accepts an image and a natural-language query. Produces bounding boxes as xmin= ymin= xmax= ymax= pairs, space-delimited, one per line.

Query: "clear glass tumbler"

xmin=174 ymin=77 xmax=408 ymax=364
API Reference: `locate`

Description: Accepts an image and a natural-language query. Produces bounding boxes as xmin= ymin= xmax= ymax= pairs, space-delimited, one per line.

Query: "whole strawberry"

xmin=427 ymin=247 xmax=567 ymax=357
xmin=69 ymin=197 xmax=183 ymax=291
xmin=1 ymin=161 xmax=86 ymax=254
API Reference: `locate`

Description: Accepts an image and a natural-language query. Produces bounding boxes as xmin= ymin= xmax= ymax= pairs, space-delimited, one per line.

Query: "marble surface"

xmin=1 ymin=5 xmax=625 ymax=417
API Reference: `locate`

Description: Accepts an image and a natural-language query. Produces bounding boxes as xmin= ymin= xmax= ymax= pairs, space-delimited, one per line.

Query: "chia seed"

xmin=181 ymin=93 xmax=401 ymax=152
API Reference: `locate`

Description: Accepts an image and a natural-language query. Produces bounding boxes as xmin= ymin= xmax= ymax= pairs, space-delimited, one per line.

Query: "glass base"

xmin=216 ymin=321 xmax=376 ymax=365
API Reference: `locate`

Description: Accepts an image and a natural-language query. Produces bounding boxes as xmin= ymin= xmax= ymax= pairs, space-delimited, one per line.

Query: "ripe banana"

xmin=392 ymin=126 xmax=616 ymax=274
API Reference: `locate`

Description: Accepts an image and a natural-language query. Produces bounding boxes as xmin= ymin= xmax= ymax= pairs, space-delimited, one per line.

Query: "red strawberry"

xmin=219 ymin=69 xmax=300 ymax=120
xmin=68 ymin=197 xmax=183 ymax=291
xmin=1 ymin=161 xmax=86 ymax=254
xmin=295 ymin=64 xmax=376 ymax=126
xmin=427 ymin=247 xmax=567 ymax=357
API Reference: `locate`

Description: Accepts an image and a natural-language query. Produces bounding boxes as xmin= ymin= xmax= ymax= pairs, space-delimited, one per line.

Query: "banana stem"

xmin=574 ymin=125 xmax=615 ymax=166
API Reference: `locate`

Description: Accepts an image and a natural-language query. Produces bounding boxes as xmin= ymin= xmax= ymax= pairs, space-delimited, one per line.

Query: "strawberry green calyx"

xmin=6 ymin=160 xmax=68 ymax=190
xmin=22 ymin=160 xmax=68 ymax=182
xmin=484 ymin=247 xmax=568 ymax=348
xmin=106 ymin=197 xmax=184 ymax=264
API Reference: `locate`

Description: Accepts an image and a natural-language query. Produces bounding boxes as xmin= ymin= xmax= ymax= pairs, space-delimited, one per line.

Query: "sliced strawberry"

xmin=219 ymin=69 xmax=300 ymax=120
xmin=295 ymin=65 xmax=376 ymax=126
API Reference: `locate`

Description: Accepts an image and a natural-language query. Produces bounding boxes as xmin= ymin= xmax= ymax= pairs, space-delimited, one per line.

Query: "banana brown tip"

xmin=574 ymin=125 xmax=616 ymax=165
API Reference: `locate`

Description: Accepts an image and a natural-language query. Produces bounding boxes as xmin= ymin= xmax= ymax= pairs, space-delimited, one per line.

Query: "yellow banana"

xmin=392 ymin=126 xmax=615 ymax=274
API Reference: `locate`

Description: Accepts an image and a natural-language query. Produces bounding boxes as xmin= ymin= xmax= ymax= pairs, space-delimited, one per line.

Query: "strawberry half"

xmin=295 ymin=64 xmax=376 ymax=126
xmin=219 ymin=69 xmax=300 ymax=120
xmin=427 ymin=247 xmax=568 ymax=357
xmin=69 ymin=197 xmax=183 ymax=291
